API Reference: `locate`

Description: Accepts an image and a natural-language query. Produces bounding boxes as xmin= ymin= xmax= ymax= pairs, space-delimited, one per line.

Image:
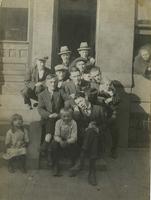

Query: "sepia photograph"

xmin=0 ymin=0 xmax=150 ymax=200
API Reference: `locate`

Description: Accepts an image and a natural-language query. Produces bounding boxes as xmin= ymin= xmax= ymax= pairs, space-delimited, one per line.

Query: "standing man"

xmin=58 ymin=46 xmax=72 ymax=68
xmin=77 ymin=42 xmax=95 ymax=67
xmin=21 ymin=57 xmax=51 ymax=109
xmin=63 ymin=67 xmax=90 ymax=106
xmin=58 ymin=46 xmax=72 ymax=79
xmin=90 ymin=67 xmax=120 ymax=159
xmin=70 ymin=92 xmax=106 ymax=185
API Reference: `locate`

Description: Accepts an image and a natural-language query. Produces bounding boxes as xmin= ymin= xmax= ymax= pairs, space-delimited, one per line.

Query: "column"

xmin=31 ymin=0 xmax=58 ymax=66
xmin=95 ymin=0 xmax=136 ymax=147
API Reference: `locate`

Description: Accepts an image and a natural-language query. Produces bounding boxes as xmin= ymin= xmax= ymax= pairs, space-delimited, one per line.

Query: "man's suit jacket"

xmin=62 ymin=80 xmax=90 ymax=107
xmin=38 ymin=88 xmax=64 ymax=119
xmin=25 ymin=66 xmax=51 ymax=90
xmin=63 ymin=79 xmax=90 ymax=96
xmin=73 ymin=104 xmax=106 ymax=131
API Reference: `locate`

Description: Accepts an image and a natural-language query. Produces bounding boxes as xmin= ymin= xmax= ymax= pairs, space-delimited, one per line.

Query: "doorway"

xmin=52 ymin=0 xmax=97 ymax=65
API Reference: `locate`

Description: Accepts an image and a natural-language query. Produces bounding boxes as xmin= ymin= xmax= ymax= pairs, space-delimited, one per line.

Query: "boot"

xmin=69 ymin=152 xmax=85 ymax=177
xmin=88 ymin=171 xmax=97 ymax=186
xmin=53 ymin=162 xmax=62 ymax=177
xmin=47 ymin=151 xmax=54 ymax=169
xmin=88 ymin=160 xmax=97 ymax=186
xmin=110 ymin=148 xmax=118 ymax=159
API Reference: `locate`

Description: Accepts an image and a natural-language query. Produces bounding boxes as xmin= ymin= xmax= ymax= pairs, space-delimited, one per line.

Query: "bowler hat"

xmin=54 ymin=64 xmax=68 ymax=72
xmin=77 ymin=42 xmax=91 ymax=51
xmin=58 ymin=46 xmax=71 ymax=55
xmin=70 ymin=57 xmax=87 ymax=68
xmin=36 ymin=56 xmax=48 ymax=62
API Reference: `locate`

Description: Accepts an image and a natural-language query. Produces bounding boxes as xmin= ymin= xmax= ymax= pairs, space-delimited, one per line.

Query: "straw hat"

xmin=58 ymin=46 xmax=71 ymax=55
xmin=77 ymin=42 xmax=91 ymax=51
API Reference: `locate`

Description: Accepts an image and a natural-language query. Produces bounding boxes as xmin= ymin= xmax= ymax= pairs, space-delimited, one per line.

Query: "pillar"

xmin=95 ymin=0 xmax=136 ymax=147
xmin=31 ymin=0 xmax=58 ymax=67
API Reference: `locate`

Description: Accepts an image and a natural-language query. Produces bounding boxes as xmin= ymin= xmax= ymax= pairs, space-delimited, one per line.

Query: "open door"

xmin=52 ymin=0 xmax=97 ymax=66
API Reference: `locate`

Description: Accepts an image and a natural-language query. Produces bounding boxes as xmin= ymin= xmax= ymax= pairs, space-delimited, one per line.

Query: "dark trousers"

xmin=82 ymin=128 xmax=101 ymax=160
xmin=51 ymin=140 xmax=79 ymax=164
xmin=41 ymin=118 xmax=57 ymax=144
xmin=21 ymin=85 xmax=44 ymax=106
xmin=8 ymin=155 xmax=26 ymax=169
xmin=108 ymin=119 xmax=119 ymax=152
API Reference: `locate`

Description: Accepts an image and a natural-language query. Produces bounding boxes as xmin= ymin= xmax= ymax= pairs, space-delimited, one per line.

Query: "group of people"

xmin=3 ymin=42 xmax=120 ymax=186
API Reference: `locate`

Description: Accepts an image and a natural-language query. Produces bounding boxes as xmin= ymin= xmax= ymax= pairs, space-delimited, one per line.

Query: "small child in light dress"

xmin=3 ymin=114 xmax=29 ymax=173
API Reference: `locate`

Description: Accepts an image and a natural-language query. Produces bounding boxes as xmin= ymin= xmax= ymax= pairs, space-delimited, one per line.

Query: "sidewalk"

xmin=0 ymin=148 xmax=149 ymax=200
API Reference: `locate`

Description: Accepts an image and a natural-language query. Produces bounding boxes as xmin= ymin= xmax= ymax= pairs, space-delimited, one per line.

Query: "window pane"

xmin=0 ymin=7 xmax=28 ymax=41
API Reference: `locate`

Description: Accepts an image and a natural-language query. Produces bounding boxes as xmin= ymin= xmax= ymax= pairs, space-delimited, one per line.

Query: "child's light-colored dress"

xmin=3 ymin=128 xmax=29 ymax=160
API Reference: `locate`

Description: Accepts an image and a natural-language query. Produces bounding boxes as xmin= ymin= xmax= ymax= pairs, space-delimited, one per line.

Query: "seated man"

xmin=90 ymin=66 xmax=120 ymax=158
xmin=69 ymin=92 xmax=106 ymax=186
xmin=77 ymin=42 xmax=95 ymax=67
xmin=54 ymin=64 xmax=69 ymax=89
xmin=51 ymin=108 xmax=78 ymax=176
xmin=63 ymin=67 xmax=90 ymax=106
xmin=38 ymin=74 xmax=65 ymax=165
xmin=21 ymin=57 xmax=51 ymax=109
xmin=69 ymin=57 xmax=87 ymax=73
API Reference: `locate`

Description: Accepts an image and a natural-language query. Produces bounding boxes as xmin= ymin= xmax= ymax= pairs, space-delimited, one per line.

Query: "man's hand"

xmin=105 ymin=97 xmax=112 ymax=104
xmin=49 ymin=113 xmax=58 ymax=118
xmin=70 ymin=93 xmax=75 ymax=99
xmin=35 ymin=82 xmax=42 ymax=87
xmin=90 ymin=57 xmax=95 ymax=65
xmin=45 ymin=133 xmax=52 ymax=142
xmin=73 ymin=105 xmax=80 ymax=112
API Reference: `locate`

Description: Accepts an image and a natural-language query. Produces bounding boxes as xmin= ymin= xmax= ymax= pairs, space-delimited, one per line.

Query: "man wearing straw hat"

xmin=77 ymin=42 xmax=95 ymax=67
xmin=58 ymin=46 xmax=72 ymax=68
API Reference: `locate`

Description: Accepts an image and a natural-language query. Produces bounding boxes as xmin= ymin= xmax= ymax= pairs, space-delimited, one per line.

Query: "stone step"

xmin=0 ymin=74 xmax=24 ymax=82
xmin=0 ymin=82 xmax=25 ymax=94
xmin=39 ymin=157 xmax=107 ymax=171
xmin=0 ymin=94 xmax=38 ymax=107
xmin=0 ymin=70 xmax=25 ymax=75
xmin=0 ymin=63 xmax=26 ymax=71
xmin=0 ymin=94 xmax=29 ymax=109
xmin=0 ymin=108 xmax=40 ymax=123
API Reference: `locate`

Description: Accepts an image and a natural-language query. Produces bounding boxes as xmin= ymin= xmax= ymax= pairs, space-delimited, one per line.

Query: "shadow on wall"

xmin=112 ymin=80 xmax=149 ymax=148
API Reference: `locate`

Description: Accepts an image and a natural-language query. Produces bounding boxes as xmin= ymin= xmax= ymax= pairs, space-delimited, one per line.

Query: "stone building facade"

xmin=0 ymin=0 xmax=150 ymax=165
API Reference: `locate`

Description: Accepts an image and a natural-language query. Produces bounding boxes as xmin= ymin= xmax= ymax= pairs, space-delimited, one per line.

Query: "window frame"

xmin=0 ymin=0 xmax=30 ymax=42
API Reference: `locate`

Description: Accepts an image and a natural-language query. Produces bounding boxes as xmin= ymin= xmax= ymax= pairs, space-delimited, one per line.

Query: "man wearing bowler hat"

xmin=77 ymin=42 xmax=95 ymax=67
xmin=58 ymin=46 xmax=72 ymax=68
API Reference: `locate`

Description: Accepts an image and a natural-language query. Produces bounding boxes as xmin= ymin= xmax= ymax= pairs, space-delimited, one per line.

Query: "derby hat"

xmin=54 ymin=64 xmax=68 ymax=72
xmin=70 ymin=57 xmax=87 ymax=68
xmin=77 ymin=42 xmax=91 ymax=51
xmin=58 ymin=46 xmax=71 ymax=55
xmin=35 ymin=56 xmax=48 ymax=62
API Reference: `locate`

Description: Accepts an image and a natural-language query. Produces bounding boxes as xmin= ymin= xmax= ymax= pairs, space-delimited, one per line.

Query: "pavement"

xmin=0 ymin=148 xmax=149 ymax=200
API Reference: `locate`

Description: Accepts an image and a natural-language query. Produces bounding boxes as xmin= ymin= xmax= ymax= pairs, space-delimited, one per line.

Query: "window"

xmin=0 ymin=0 xmax=28 ymax=41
